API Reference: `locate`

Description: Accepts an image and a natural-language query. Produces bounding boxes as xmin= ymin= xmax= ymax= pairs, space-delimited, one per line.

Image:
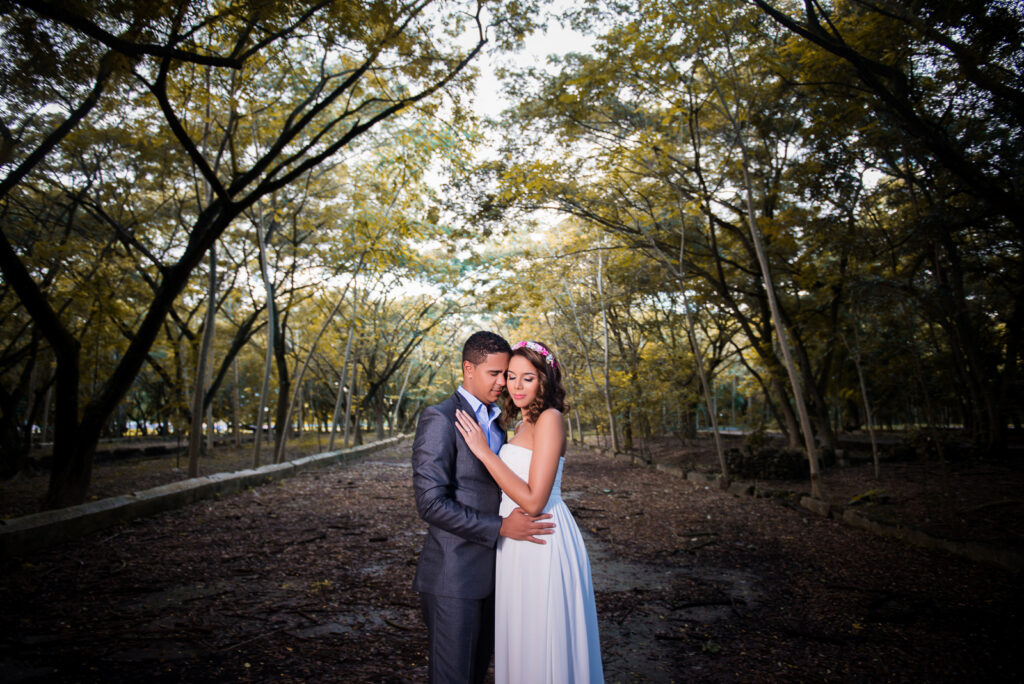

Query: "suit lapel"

xmin=452 ymin=390 xmax=502 ymax=488
xmin=452 ymin=391 xmax=474 ymax=458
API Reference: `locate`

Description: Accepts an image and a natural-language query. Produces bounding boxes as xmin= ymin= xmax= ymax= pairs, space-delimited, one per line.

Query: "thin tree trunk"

xmin=273 ymin=273 xmax=360 ymax=462
xmin=558 ymin=281 xmax=605 ymax=441
xmin=253 ymin=210 xmax=276 ymax=468
xmin=683 ymin=299 xmax=727 ymax=479
xmin=375 ymin=390 xmax=386 ymax=440
xmin=794 ymin=332 xmax=837 ymax=455
xmin=596 ymin=253 xmax=621 ymax=452
xmin=271 ymin=328 xmax=291 ymax=463
xmin=634 ymin=216 xmax=729 ymax=479
xmin=734 ymin=135 xmax=822 ymax=496
xmin=845 ymin=304 xmax=881 ymax=478
xmin=344 ymin=362 xmax=357 ymax=448
xmin=315 ymin=398 xmax=323 ymax=450
xmin=188 ymin=244 xmax=216 ymax=477
xmin=329 ymin=322 xmax=355 ymax=451
xmin=23 ymin=359 xmax=39 ymax=452
xmin=351 ymin=363 xmax=363 ymax=446
xmin=852 ymin=345 xmax=880 ymax=479
xmin=563 ymin=373 xmax=583 ymax=445
xmin=703 ymin=64 xmax=822 ymax=496
xmin=232 ymin=356 xmax=241 ymax=448
xmin=204 ymin=372 xmax=215 ymax=456
xmin=297 ymin=383 xmax=304 ymax=440
xmin=391 ymin=360 xmax=414 ymax=437
xmin=41 ymin=384 xmax=52 ymax=445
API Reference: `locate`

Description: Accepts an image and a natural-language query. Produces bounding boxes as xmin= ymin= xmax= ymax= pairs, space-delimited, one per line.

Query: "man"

xmin=412 ymin=331 xmax=555 ymax=683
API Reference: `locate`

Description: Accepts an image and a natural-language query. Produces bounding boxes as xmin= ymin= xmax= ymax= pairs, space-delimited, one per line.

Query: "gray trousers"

xmin=420 ymin=591 xmax=494 ymax=684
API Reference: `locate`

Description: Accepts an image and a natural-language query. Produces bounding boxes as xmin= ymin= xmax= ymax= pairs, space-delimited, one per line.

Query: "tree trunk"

xmin=43 ymin=340 xmax=85 ymax=508
xmin=391 ymin=361 xmax=414 ymax=437
xmin=634 ymin=214 xmax=729 ymax=479
xmin=329 ymin=323 xmax=355 ymax=451
xmin=375 ymin=389 xmax=386 ymax=440
xmin=793 ymin=331 xmax=837 ymax=456
xmin=735 ymin=146 xmax=822 ymax=495
xmin=41 ymin=385 xmax=52 ymax=445
xmin=253 ymin=210 xmax=276 ymax=468
xmin=231 ymin=356 xmax=241 ymax=448
xmin=933 ymin=238 xmax=1005 ymax=451
xmin=345 ymin=363 xmax=358 ymax=448
xmin=851 ymin=341 xmax=880 ymax=479
xmin=272 ymin=329 xmax=291 ymax=463
xmin=708 ymin=74 xmax=823 ymax=496
xmin=596 ymin=253 xmax=621 ymax=452
xmin=274 ymin=274 xmax=359 ymax=462
xmin=188 ymin=243 xmax=217 ymax=478
xmin=562 ymin=374 xmax=584 ymax=445
xmin=558 ymin=280 xmax=605 ymax=446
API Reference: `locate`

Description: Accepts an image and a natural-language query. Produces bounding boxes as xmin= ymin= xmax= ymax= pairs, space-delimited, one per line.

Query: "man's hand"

xmin=499 ymin=507 xmax=555 ymax=544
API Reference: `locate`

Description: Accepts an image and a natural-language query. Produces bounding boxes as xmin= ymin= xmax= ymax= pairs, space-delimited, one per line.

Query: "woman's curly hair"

xmin=500 ymin=342 xmax=567 ymax=428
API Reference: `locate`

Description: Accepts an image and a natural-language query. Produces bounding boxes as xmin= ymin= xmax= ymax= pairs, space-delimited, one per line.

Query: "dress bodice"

xmin=497 ymin=443 xmax=564 ymax=515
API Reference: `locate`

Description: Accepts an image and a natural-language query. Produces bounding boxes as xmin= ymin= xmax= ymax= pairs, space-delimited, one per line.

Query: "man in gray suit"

xmin=412 ymin=331 xmax=554 ymax=683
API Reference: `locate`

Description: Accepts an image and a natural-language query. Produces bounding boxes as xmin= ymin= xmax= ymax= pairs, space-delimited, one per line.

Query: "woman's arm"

xmin=455 ymin=408 xmax=565 ymax=516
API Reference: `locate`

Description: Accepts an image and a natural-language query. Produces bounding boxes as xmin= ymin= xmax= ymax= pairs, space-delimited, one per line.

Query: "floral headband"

xmin=512 ymin=340 xmax=558 ymax=368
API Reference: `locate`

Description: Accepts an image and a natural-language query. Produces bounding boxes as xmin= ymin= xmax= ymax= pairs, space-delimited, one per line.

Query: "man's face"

xmin=462 ymin=352 xmax=510 ymax=405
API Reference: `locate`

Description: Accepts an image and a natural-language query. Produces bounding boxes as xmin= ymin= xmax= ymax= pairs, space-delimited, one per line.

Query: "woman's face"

xmin=506 ymin=354 xmax=540 ymax=409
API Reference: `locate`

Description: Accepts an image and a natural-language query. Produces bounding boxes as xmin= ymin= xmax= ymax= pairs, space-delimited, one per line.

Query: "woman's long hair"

xmin=501 ymin=342 xmax=567 ymax=428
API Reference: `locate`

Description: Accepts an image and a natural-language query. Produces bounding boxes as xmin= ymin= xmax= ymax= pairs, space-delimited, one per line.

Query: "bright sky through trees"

xmin=474 ymin=13 xmax=595 ymax=120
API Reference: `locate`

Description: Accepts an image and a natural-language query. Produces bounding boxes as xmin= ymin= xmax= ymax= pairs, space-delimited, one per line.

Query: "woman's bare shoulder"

xmin=535 ymin=408 xmax=565 ymax=435
xmin=537 ymin=407 xmax=564 ymax=422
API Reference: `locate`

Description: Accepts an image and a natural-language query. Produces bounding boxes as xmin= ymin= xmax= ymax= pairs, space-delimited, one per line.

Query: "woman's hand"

xmin=454 ymin=409 xmax=492 ymax=459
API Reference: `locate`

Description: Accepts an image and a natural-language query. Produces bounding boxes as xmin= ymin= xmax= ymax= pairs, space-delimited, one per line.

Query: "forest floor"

xmin=1 ymin=434 xmax=1022 ymax=682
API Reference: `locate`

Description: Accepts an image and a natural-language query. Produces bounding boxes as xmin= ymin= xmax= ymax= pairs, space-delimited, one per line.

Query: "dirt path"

xmin=1 ymin=442 xmax=1020 ymax=682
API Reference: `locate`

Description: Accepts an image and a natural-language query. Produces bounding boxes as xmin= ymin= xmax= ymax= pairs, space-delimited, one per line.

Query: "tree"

xmin=0 ymin=0 xmax=533 ymax=507
xmin=751 ymin=0 xmax=1024 ymax=450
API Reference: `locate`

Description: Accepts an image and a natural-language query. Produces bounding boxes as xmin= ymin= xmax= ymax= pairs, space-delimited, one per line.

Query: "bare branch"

xmin=10 ymin=0 xmax=245 ymax=68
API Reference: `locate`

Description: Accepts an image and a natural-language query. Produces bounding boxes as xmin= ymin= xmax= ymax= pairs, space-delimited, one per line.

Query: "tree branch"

xmin=11 ymin=0 xmax=245 ymax=68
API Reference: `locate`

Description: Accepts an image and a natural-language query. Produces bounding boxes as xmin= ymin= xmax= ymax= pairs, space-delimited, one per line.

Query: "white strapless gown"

xmin=495 ymin=443 xmax=603 ymax=684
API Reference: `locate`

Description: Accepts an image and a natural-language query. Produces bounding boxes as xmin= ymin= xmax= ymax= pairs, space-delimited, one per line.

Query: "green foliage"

xmin=0 ymin=0 xmax=547 ymax=503
xmin=464 ymin=0 xmax=1022 ymax=453
xmin=2 ymin=0 xmax=1021 ymax=502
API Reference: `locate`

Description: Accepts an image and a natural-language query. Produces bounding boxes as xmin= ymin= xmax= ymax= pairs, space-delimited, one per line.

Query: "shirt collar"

xmin=457 ymin=386 xmax=501 ymax=421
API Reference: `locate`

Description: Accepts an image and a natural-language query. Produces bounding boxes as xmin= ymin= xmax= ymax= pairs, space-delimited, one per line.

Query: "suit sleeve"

xmin=412 ymin=405 xmax=502 ymax=547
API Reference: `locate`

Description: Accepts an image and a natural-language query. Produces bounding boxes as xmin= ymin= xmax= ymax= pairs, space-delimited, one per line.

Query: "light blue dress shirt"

xmin=457 ymin=386 xmax=504 ymax=453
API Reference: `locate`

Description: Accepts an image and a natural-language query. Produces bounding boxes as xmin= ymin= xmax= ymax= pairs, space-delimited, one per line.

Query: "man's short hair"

xmin=462 ymin=331 xmax=511 ymax=365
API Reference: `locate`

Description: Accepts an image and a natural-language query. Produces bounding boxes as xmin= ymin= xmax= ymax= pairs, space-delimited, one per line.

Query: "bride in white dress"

xmin=455 ymin=341 xmax=603 ymax=684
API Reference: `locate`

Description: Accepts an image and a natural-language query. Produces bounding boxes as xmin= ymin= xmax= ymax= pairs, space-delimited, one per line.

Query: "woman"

xmin=455 ymin=340 xmax=603 ymax=684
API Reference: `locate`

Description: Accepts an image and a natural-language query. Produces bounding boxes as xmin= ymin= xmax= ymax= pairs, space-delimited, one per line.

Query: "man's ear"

xmin=462 ymin=359 xmax=474 ymax=378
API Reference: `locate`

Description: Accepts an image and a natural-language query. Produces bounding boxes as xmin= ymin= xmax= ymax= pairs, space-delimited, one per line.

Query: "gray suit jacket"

xmin=412 ymin=391 xmax=504 ymax=599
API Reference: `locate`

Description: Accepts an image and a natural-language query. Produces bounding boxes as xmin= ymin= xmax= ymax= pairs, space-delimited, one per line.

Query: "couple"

xmin=412 ymin=331 xmax=603 ymax=683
